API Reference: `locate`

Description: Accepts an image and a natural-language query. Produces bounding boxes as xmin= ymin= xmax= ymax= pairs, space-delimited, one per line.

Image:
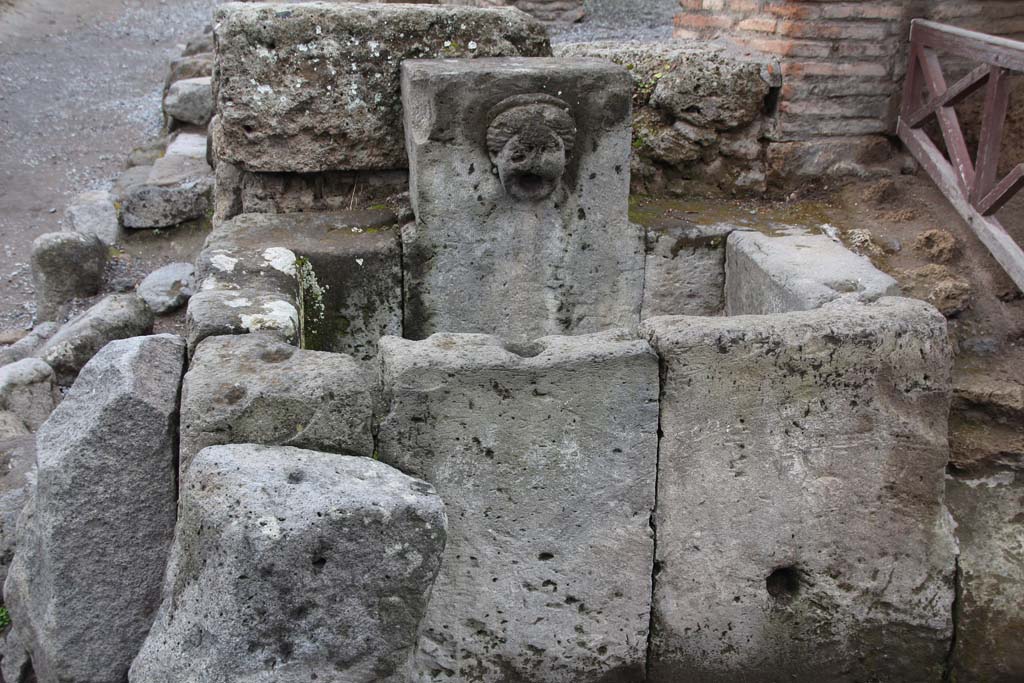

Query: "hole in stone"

xmin=512 ymin=173 xmax=546 ymax=195
xmin=538 ymin=552 xmax=554 ymax=561
xmin=311 ymin=555 xmax=327 ymax=570
xmin=287 ymin=470 xmax=305 ymax=484
xmin=763 ymin=85 xmax=782 ymax=116
xmin=766 ymin=566 xmax=800 ymax=600
xmin=502 ymin=340 xmax=544 ymax=358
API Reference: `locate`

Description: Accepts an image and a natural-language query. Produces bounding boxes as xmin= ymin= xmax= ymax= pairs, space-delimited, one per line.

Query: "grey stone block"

xmin=36 ymin=294 xmax=155 ymax=385
xmin=378 ymin=329 xmax=658 ymax=681
xmin=180 ymin=333 xmax=376 ymax=474
xmin=137 ymin=262 xmax=195 ymax=315
xmin=642 ymin=298 xmax=956 ymax=681
xmin=121 ymin=133 xmax=213 ymax=229
xmin=212 ymin=2 xmax=550 ymax=172
xmin=64 ymin=189 xmax=122 ymax=245
xmin=163 ymin=76 xmax=213 ymax=126
xmin=5 ymin=334 xmax=185 ymax=683
xmin=0 ymin=322 xmax=58 ymax=368
xmin=725 ymin=231 xmax=900 ymax=315
xmin=0 ymin=358 xmax=58 ymax=431
xmin=30 ymin=232 xmax=106 ymax=321
xmin=401 ymin=58 xmax=644 ymax=341
xmin=0 ymin=432 xmax=34 ymax=587
xmin=642 ymin=220 xmax=731 ymax=318
xmin=201 ymin=211 xmax=402 ymax=361
xmin=185 ymin=287 xmax=299 ymax=355
xmin=129 ymin=444 xmax=447 ymax=683
xmin=946 ymin=469 xmax=1024 ymax=681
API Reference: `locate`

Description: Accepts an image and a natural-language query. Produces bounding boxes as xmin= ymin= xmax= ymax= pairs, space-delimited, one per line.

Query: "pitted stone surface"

xmin=725 ymin=231 xmax=900 ymax=315
xmin=180 ymin=333 xmax=376 ymax=473
xmin=401 ymin=58 xmax=644 ymax=341
xmin=203 ymin=211 xmax=402 ymax=360
xmin=36 ymin=293 xmax=154 ymax=385
xmin=642 ymin=298 xmax=956 ymax=682
xmin=212 ymin=2 xmax=550 ymax=172
xmin=121 ymin=132 xmax=214 ymax=229
xmin=65 ymin=189 xmax=122 ymax=245
xmin=642 ymin=220 xmax=731 ymax=318
xmin=4 ymin=335 xmax=185 ymax=683
xmin=946 ymin=470 xmax=1024 ymax=681
xmin=129 ymin=444 xmax=448 ymax=683
xmin=378 ymin=330 xmax=658 ymax=682
xmin=163 ymin=76 xmax=213 ymax=126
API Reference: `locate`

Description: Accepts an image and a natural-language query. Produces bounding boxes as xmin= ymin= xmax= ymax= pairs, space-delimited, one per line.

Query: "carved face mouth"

xmin=494 ymin=132 xmax=566 ymax=202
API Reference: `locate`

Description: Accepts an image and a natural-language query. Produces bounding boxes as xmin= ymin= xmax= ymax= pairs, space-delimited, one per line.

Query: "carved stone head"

xmin=486 ymin=94 xmax=577 ymax=201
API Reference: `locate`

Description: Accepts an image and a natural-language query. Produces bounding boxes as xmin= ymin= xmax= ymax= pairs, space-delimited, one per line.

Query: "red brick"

xmin=741 ymin=36 xmax=833 ymax=58
xmin=678 ymin=0 xmax=704 ymax=10
xmin=775 ymin=20 xmax=892 ymax=41
xmin=782 ymin=60 xmax=889 ymax=78
xmin=727 ymin=0 xmax=761 ymax=11
xmin=736 ymin=16 xmax=777 ymax=32
xmin=764 ymin=3 xmax=820 ymax=20
xmin=819 ymin=3 xmax=904 ymax=21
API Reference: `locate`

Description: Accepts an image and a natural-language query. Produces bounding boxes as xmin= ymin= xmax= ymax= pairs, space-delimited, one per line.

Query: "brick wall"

xmin=674 ymin=0 xmax=1024 ymax=181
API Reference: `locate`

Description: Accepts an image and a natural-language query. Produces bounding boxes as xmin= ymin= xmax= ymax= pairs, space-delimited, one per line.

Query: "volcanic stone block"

xmin=121 ymin=133 xmax=214 ymax=229
xmin=180 ymin=333 xmax=376 ymax=473
xmin=946 ymin=470 xmax=1024 ymax=681
xmin=642 ymin=220 xmax=731 ymax=318
xmin=401 ymin=58 xmax=644 ymax=341
xmin=65 ymin=189 xmax=123 ymax=245
xmin=185 ymin=287 xmax=300 ymax=355
xmin=4 ymin=335 xmax=185 ymax=683
xmin=378 ymin=330 xmax=658 ymax=681
xmin=203 ymin=211 xmax=403 ymax=361
xmin=36 ymin=293 xmax=155 ymax=385
xmin=129 ymin=444 xmax=448 ymax=683
xmin=212 ymin=2 xmax=550 ymax=173
xmin=726 ymin=231 xmax=900 ymax=315
xmin=0 ymin=358 xmax=58 ymax=431
xmin=137 ymin=262 xmax=196 ymax=314
xmin=163 ymin=76 xmax=213 ymax=126
xmin=30 ymin=232 xmax=106 ymax=321
xmin=641 ymin=298 xmax=957 ymax=682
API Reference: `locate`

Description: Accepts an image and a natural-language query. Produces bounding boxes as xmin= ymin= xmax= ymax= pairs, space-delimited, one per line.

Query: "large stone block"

xmin=4 ymin=335 xmax=185 ymax=683
xmin=185 ymin=287 xmax=300 ymax=355
xmin=725 ymin=231 xmax=901 ymax=315
xmin=212 ymin=2 xmax=550 ymax=173
xmin=180 ymin=333 xmax=376 ymax=473
xmin=30 ymin=232 xmax=106 ymax=321
xmin=202 ymin=211 xmax=402 ymax=360
xmin=378 ymin=330 xmax=658 ymax=681
xmin=36 ymin=293 xmax=155 ymax=385
xmin=642 ymin=298 xmax=957 ymax=681
xmin=946 ymin=469 xmax=1024 ymax=681
xmin=401 ymin=58 xmax=645 ymax=341
xmin=129 ymin=444 xmax=447 ymax=683
xmin=642 ymin=220 xmax=731 ymax=318
xmin=0 ymin=358 xmax=58 ymax=431
xmin=121 ymin=133 xmax=214 ymax=229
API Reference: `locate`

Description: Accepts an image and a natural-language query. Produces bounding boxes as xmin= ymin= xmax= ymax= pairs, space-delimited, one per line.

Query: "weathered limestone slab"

xmin=202 ymin=211 xmax=402 ymax=360
xmin=212 ymin=2 xmax=550 ymax=172
xmin=65 ymin=189 xmax=123 ymax=245
xmin=185 ymin=287 xmax=299 ymax=354
xmin=129 ymin=444 xmax=447 ymax=683
xmin=946 ymin=469 xmax=1024 ymax=681
xmin=121 ymin=132 xmax=214 ymax=228
xmin=138 ymin=262 xmax=195 ymax=314
xmin=378 ymin=330 xmax=658 ymax=681
xmin=725 ymin=231 xmax=900 ymax=315
xmin=642 ymin=298 xmax=956 ymax=682
xmin=642 ymin=220 xmax=731 ymax=318
xmin=36 ymin=293 xmax=155 ymax=385
xmin=0 ymin=358 xmax=58 ymax=431
xmin=401 ymin=58 xmax=644 ymax=340
xmin=180 ymin=333 xmax=376 ymax=473
xmin=30 ymin=232 xmax=106 ymax=321
xmin=5 ymin=335 xmax=185 ymax=683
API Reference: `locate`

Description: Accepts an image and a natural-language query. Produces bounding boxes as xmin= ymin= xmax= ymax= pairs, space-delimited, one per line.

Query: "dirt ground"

xmin=0 ymin=0 xmax=222 ymax=333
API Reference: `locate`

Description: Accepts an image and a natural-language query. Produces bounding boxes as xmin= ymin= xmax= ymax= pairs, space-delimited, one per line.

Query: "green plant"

xmin=0 ymin=606 xmax=12 ymax=630
xmin=295 ymin=256 xmax=327 ymax=349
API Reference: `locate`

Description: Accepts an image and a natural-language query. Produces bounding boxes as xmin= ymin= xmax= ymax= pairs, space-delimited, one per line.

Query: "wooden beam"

xmin=911 ymin=19 xmax=1024 ymax=72
xmin=972 ymin=66 xmax=1011 ymax=205
xmin=899 ymin=120 xmax=1024 ymax=293
xmin=917 ymin=45 xmax=976 ymax=194
xmin=978 ymin=163 xmax=1024 ymax=216
xmin=906 ymin=64 xmax=990 ymax=128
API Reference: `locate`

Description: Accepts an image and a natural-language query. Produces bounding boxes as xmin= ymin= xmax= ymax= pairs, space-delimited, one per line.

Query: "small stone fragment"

xmin=129 ymin=444 xmax=448 ymax=683
xmin=5 ymin=335 xmax=185 ymax=683
xmin=900 ymin=263 xmax=972 ymax=317
xmin=64 ymin=189 xmax=122 ymax=245
xmin=0 ymin=322 xmax=58 ymax=367
xmin=0 ymin=358 xmax=58 ymax=431
xmin=35 ymin=294 xmax=155 ymax=385
xmin=179 ymin=333 xmax=376 ymax=473
xmin=163 ymin=76 xmax=213 ymax=127
xmin=30 ymin=232 xmax=106 ymax=321
xmin=120 ymin=133 xmax=213 ymax=229
xmin=137 ymin=262 xmax=195 ymax=314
